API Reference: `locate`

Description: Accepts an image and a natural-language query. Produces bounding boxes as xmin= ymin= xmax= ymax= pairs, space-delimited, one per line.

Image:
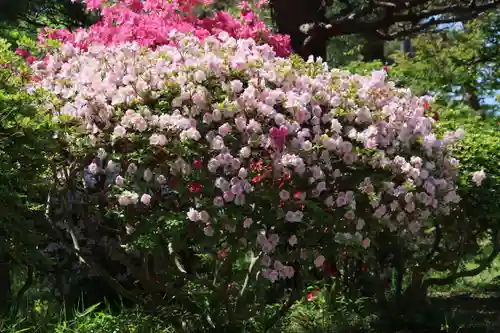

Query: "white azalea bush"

xmin=28 ymin=31 xmax=481 ymax=329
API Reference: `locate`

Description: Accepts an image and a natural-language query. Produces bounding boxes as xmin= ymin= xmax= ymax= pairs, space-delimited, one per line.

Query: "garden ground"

xmin=2 ymin=256 xmax=499 ymax=333
xmin=429 ymin=257 xmax=500 ymax=333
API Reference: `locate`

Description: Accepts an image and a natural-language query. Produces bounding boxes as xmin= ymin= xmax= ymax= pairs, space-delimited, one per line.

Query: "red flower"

xmin=384 ymin=279 xmax=389 ymax=289
xmin=227 ymin=283 xmax=233 ymax=290
xmin=361 ymin=264 xmax=367 ymax=272
xmin=218 ymin=248 xmax=228 ymax=259
xmin=252 ymin=174 xmax=262 ymax=183
xmin=383 ymin=65 xmax=390 ymax=72
xmin=193 ymin=160 xmax=203 ymax=169
xmin=423 ymin=103 xmax=429 ymax=109
xmin=189 ymin=182 xmax=202 ymax=193
xmin=278 ymin=173 xmax=291 ymax=188
xmin=306 ymin=288 xmax=321 ymax=301
xmin=15 ymin=48 xmax=30 ymax=58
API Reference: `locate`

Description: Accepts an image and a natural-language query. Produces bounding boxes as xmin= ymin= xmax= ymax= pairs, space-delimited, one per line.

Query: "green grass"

xmin=0 ymin=305 xmax=177 ymax=333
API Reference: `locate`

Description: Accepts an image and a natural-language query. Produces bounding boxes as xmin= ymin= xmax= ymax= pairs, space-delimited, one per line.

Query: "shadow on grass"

xmin=430 ymin=288 xmax=500 ymax=333
xmin=423 ymin=257 xmax=500 ymax=333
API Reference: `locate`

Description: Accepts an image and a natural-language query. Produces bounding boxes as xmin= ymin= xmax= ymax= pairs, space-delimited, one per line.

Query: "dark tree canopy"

xmin=0 ymin=0 xmax=96 ymax=30
xmin=269 ymin=0 xmax=500 ymax=59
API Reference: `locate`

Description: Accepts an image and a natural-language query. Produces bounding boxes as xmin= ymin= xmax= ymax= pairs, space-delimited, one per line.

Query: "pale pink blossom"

xmin=243 ymin=218 xmax=253 ymax=228
xmin=204 ymin=225 xmax=214 ymax=237
xmin=362 ymin=238 xmax=371 ymax=249
xmin=140 ymin=193 xmax=151 ymax=205
xmin=314 ymin=255 xmax=325 ymax=268
xmin=115 ymin=175 xmax=125 ymax=186
xmin=472 ymin=170 xmax=486 ymax=186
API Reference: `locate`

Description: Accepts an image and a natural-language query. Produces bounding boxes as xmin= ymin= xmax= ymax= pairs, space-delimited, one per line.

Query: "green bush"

xmin=440 ymin=114 xmax=500 ymax=240
xmin=0 ymin=38 xmax=59 ymax=315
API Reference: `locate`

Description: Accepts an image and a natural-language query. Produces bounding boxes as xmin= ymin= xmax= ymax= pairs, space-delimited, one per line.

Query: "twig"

xmin=13 ymin=264 xmax=33 ymax=314
xmin=239 ymin=251 xmax=262 ymax=297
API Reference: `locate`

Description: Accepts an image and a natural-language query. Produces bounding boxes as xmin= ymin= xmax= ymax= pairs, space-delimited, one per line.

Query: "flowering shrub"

xmin=25 ymin=26 xmax=487 ymax=328
xmin=37 ymin=0 xmax=290 ymax=56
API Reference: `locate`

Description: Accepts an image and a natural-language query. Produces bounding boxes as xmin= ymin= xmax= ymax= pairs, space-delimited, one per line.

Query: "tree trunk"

xmin=464 ymin=83 xmax=484 ymax=118
xmin=269 ymin=0 xmax=327 ymax=60
xmin=400 ymin=38 xmax=415 ymax=59
xmin=361 ymin=37 xmax=385 ymax=62
xmin=0 ymin=232 xmax=12 ymax=315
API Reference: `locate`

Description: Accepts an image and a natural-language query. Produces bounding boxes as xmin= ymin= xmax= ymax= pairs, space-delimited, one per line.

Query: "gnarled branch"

xmin=423 ymin=229 xmax=499 ymax=288
xmin=270 ymin=0 xmax=500 ymax=58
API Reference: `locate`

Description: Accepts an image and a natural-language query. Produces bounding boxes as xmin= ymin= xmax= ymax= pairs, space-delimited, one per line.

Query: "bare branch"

xmin=373 ymin=1 xmax=398 ymax=7
xmin=423 ymin=230 xmax=500 ymax=287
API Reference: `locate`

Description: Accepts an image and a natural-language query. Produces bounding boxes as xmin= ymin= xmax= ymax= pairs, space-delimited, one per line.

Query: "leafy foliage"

xmin=440 ymin=113 xmax=500 ymax=228
xmin=388 ymin=13 xmax=500 ymax=115
xmin=0 ymin=0 xmax=96 ymax=30
xmin=0 ymin=39 xmax=59 ymax=261
xmin=269 ymin=0 xmax=500 ymax=59
xmin=0 ymin=38 xmax=60 ymax=313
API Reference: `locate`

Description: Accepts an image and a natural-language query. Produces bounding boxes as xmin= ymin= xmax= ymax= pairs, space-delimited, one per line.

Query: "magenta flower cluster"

xmin=38 ymin=0 xmax=290 ymax=56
